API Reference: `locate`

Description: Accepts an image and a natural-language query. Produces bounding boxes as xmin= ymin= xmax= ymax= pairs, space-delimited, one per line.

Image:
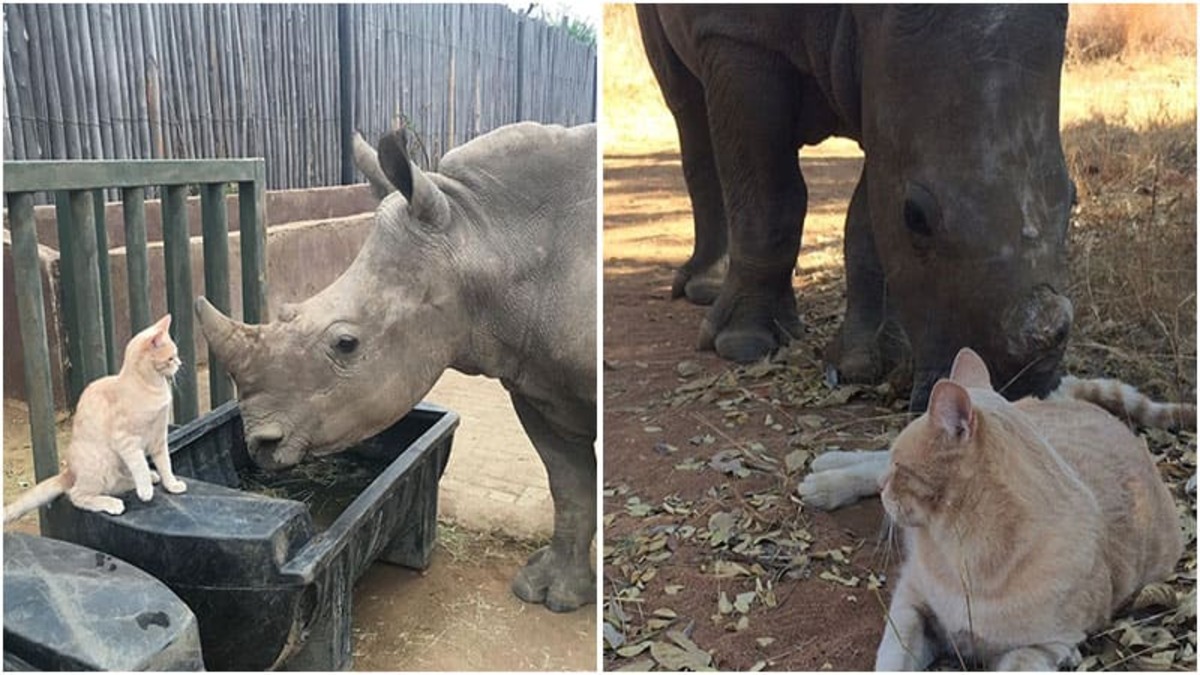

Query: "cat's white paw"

xmin=105 ymin=501 xmax=126 ymax=515
xmin=799 ymin=459 xmax=887 ymax=511
xmin=798 ymin=470 xmax=851 ymax=510
xmin=163 ymin=479 xmax=187 ymax=494
xmin=810 ymin=450 xmax=886 ymax=472
xmin=136 ymin=484 xmax=154 ymax=501
xmin=149 ymin=470 xmax=162 ymax=484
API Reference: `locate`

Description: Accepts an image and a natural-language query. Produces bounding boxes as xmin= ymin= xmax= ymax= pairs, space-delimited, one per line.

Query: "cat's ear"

xmin=948 ymin=348 xmax=991 ymax=390
xmin=149 ymin=314 xmax=172 ymax=348
xmin=928 ymin=380 xmax=975 ymax=442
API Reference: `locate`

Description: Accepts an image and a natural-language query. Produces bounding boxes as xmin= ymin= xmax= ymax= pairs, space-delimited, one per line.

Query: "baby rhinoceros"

xmin=196 ymin=122 xmax=597 ymax=612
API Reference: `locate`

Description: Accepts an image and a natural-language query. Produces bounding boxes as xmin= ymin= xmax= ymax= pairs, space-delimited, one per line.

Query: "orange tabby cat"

xmin=4 ymin=315 xmax=187 ymax=524
xmin=800 ymin=365 xmax=1194 ymax=510
xmin=873 ymin=348 xmax=1183 ymax=670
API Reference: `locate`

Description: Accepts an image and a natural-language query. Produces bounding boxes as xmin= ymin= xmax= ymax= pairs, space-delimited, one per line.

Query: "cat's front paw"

xmin=149 ymin=470 xmax=161 ymax=484
xmin=136 ymin=484 xmax=154 ymax=501
xmin=163 ymin=479 xmax=187 ymax=494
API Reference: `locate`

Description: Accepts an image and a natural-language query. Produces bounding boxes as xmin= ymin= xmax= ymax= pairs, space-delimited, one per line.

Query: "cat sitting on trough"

xmin=4 ymin=315 xmax=187 ymax=524
xmin=801 ymin=347 xmax=1187 ymax=670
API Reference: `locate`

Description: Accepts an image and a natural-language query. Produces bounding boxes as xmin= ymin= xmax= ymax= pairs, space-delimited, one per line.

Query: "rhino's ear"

xmin=377 ymin=131 xmax=414 ymax=199
xmin=352 ymin=132 xmax=397 ymax=200
xmin=378 ymin=130 xmax=450 ymax=227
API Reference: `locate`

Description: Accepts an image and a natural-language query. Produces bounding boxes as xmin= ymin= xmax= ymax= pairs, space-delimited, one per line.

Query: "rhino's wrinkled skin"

xmin=639 ymin=5 xmax=1075 ymax=410
xmin=196 ymin=122 xmax=596 ymax=612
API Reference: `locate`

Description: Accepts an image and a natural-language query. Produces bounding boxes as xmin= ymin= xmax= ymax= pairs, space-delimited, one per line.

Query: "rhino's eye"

xmin=903 ymin=182 xmax=939 ymax=238
xmin=335 ymin=335 xmax=359 ymax=354
xmin=903 ymin=200 xmax=931 ymax=237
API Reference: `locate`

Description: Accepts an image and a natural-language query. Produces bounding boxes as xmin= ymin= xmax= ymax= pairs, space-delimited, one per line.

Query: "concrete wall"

xmin=12 ymin=183 xmax=378 ymax=250
xmin=3 ymin=185 xmax=378 ymax=408
xmin=2 ymin=231 xmax=69 ymax=408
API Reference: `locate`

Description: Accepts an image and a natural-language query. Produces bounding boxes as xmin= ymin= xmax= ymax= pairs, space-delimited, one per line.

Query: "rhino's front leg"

xmin=509 ymin=393 xmax=596 ymax=612
xmin=826 ymin=170 xmax=888 ymax=384
xmin=670 ymin=94 xmax=729 ymax=306
xmin=637 ymin=5 xmax=728 ymax=306
xmin=698 ymin=58 xmax=805 ymax=362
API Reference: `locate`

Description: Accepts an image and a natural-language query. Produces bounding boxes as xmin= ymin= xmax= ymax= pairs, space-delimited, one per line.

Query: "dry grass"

xmin=601 ymin=4 xmax=678 ymax=152
xmin=1058 ymin=8 xmax=1196 ymax=399
xmin=1061 ymin=108 xmax=1196 ymax=400
xmin=1067 ymin=4 xmax=1195 ymax=63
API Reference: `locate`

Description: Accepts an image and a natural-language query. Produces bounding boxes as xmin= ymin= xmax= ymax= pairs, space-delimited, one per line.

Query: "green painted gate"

xmin=4 ymin=159 xmax=268 ymax=529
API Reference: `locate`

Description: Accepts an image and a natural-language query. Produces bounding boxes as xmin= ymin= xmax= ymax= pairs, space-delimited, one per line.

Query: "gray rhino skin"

xmin=196 ymin=122 xmax=596 ymax=612
xmin=639 ymin=5 xmax=1075 ymax=410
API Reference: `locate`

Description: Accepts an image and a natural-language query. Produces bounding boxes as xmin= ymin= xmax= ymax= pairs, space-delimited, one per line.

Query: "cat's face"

xmin=881 ymin=418 xmax=959 ymax=528
xmin=881 ymin=349 xmax=992 ymax=527
xmin=133 ymin=314 xmax=181 ymax=380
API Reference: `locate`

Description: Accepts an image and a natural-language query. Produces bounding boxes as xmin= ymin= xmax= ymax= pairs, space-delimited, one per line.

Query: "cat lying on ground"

xmin=4 ymin=315 xmax=187 ymax=524
xmin=802 ymin=348 xmax=1186 ymax=670
xmin=800 ymin=360 xmax=1195 ymax=510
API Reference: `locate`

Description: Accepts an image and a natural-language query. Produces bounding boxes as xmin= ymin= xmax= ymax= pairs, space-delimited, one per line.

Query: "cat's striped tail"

xmin=1056 ymin=376 xmax=1196 ymax=431
xmin=3 ymin=472 xmax=72 ymax=525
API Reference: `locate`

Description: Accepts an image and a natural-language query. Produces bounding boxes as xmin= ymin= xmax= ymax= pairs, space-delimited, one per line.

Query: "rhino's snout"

xmin=1004 ymin=284 xmax=1074 ymax=360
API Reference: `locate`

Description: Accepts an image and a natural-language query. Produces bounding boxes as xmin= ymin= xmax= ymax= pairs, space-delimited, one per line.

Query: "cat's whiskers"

xmin=870 ymin=512 xmax=898 ymax=574
xmin=164 ymin=360 xmax=185 ymax=389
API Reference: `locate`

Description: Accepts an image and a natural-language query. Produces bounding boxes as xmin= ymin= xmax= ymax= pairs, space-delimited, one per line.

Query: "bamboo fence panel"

xmin=4 ymin=3 xmax=596 ymax=190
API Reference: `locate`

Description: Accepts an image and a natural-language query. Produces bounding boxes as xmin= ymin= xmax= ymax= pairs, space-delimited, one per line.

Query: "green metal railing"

xmin=4 ymin=159 xmax=269 ymax=515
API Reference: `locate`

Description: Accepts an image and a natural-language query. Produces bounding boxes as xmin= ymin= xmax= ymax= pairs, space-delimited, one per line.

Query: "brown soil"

xmin=603 ymin=137 xmax=902 ymax=671
xmin=352 ymin=528 xmax=595 ymax=671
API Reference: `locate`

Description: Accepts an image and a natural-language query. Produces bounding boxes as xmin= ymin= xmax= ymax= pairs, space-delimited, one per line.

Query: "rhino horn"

xmin=194 ymin=296 xmax=259 ymax=378
xmin=377 ymin=129 xmax=451 ymax=226
xmin=352 ymin=131 xmax=398 ymax=199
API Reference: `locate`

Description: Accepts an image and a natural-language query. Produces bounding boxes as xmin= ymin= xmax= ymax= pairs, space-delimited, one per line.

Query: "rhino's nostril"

xmin=247 ymin=423 xmax=285 ymax=456
xmin=1052 ymin=324 xmax=1069 ymax=346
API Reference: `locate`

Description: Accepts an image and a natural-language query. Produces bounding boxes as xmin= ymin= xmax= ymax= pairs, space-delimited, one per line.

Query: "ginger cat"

xmin=4 ymin=315 xmax=187 ymax=524
xmin=800 ymin=360 xmax=1195 ymax=510
xmin=859 ymin=348 xmax=1183 ymax=670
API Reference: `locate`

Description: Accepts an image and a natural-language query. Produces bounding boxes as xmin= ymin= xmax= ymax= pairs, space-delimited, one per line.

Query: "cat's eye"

xmin=334 ymin=335 xmax=359 ymax=354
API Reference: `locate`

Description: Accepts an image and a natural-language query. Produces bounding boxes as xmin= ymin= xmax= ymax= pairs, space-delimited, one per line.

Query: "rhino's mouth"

xmin=245 ymin=423 xmax=308 ymax=471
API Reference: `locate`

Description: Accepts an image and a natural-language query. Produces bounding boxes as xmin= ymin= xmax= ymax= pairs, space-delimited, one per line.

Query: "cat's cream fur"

xmin=800 ymin=362 xmax=1195 ymax=510
xmin=4 ymin=315 xmax=186 ymax=524
xmin=864 ymin=348 xmax=1182 ymax=670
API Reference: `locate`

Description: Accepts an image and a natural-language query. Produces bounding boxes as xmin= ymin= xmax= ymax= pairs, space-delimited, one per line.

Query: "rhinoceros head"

xmin=197 ymin=131 xmax=461 ymax=468
xmin=856 ymin=5 xmax=1074 ymax=408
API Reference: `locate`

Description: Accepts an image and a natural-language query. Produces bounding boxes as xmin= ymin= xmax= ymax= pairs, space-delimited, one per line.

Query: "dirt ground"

xmin=601 ymin=5 xmax=1195 ymax=672
xmin=351 ymin=527 xmax=595 ymax=671
xmin=604 ymin=125 xmax=898 ymax=672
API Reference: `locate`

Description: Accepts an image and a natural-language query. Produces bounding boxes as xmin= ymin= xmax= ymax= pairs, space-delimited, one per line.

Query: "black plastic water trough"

xmin=45 ymin=400 xmax=458 ymax=671
xmin=3 ymin=532 xmax=205 ymax=670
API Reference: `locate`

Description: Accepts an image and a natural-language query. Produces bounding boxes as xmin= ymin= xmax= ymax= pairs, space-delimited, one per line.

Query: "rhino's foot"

xmin=823 ymin=325 xmax=885 ymax=385
xmin=671 ymin=257 xmax=728 ymax=306
xmin=699 ymin=290 xmax=803 ymax=363
xmin=823 ymin=320 xmax=911 ymax=388
xmin=512 ymin=546 xmax=595 ymax=613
